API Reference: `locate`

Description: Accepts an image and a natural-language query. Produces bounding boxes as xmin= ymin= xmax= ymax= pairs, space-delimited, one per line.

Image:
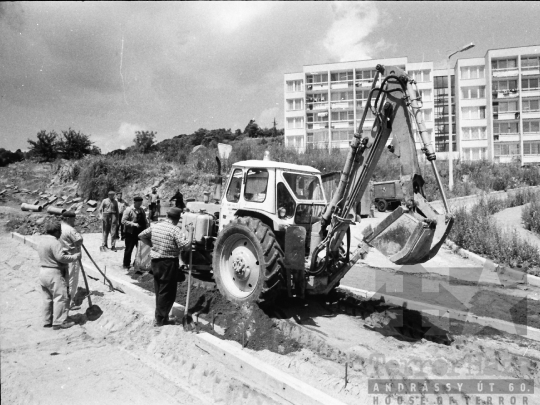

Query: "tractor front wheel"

xmin=213 ymin=217 xmax=285 ymax=306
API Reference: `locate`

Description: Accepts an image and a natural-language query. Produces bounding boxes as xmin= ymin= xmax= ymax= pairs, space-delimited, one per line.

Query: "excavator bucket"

xmin=363 ymin=206 xmax=453 ymax=265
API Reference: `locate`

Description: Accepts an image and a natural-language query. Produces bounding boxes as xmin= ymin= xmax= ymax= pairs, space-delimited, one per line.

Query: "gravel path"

xmin=493 ymin=204 xmax=540 ymax=252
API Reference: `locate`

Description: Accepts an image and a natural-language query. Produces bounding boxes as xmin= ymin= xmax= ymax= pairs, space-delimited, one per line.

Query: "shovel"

xmin=82 ymin=244 xmax=125 ymax=294
xmin=182 ymin=226 xmax=195 ymax=330
xmin=79 ymin=259 xmax=103 ymax=321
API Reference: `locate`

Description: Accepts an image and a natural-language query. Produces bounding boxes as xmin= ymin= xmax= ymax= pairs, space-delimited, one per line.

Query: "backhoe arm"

xmin=309 ymin=65 xmax=453 ymax=279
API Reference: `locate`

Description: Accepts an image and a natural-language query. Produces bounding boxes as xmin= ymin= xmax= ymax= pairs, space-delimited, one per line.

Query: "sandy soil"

xmin=3 ymin=232 xmax=540 ymax=405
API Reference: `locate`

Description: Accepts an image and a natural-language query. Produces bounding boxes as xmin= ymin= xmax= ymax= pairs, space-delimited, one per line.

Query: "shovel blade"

xmin=364 ymin=206 xmax=453 ymax=265
xmin=86 ymin=305 xmax=103 ymax=321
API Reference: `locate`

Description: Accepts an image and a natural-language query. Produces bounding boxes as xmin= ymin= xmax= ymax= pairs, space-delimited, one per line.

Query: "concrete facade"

xmin=284 ymin=45 xmax=540 ymax=164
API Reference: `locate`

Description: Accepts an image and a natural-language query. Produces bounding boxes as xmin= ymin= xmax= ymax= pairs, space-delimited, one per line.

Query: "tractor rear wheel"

xmin=213 ymin=217 xmax=285 ymax=305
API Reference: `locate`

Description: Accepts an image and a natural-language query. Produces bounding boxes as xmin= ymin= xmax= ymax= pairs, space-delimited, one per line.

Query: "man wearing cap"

xmin=138 ymin=207 xmax=188 ymax=327
xmin=146 ymin=187 xmax=160 ymax=222
xmin=99 ymin=191 xmax=119 ymax=251
xmin=122 ymin=196 xmax=148 ymax=270
xmin=60 ymin=211 xmax=83 ymax=309
xmin=37 ymin=221 xmax=81 ymax=330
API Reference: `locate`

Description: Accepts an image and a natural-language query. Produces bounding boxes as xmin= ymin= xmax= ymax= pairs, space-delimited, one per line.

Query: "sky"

xmin=1 ymin=1 xmax=539 ymax=152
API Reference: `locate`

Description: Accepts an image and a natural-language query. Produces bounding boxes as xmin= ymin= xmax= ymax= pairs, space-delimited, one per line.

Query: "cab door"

xmin=219 ymin=168 xmax=243 ymax=230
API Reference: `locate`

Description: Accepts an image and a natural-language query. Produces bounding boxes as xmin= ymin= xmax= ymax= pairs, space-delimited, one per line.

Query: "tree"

xmin=27 ymin=130 xmax=59 ymax=162
xmin=243 ymin=119 xmax=260 ymax=138
xmin=133 ymin=131 xmax=156 ymax=153
xmin=0 ymin=148 xmax=24 ymax=167
xmin=57 ymin=128 xmax=95 ymax=159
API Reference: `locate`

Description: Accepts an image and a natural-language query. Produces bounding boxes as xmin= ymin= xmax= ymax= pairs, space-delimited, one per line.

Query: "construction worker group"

xmin=37 ymin=187 xmax=188 ymax=330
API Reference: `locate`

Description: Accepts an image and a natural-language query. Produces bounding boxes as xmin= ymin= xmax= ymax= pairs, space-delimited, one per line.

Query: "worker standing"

xmin=99 ymin=191 xmax=119 ymax=251
xmin=37 ymin=221 xmax=81 ymax=330
xmin=60 ymin=211 xmax=83 ymax=309
xmin=169 ymin=188 xmax=185 ymax=211
xmin=122 ymin=196 xmax=148 ymax=270
xmin=116 ymin=192 xmax=127 ymax=241
xmin=146 ymin=187 xmax=160 ymax=222
xmin=138 ymin=207 xmax=188 ymax=327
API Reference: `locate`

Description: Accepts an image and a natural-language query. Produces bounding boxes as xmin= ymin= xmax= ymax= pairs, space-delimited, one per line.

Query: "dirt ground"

xmin=3 ymin=232 xmax=540 ymax=404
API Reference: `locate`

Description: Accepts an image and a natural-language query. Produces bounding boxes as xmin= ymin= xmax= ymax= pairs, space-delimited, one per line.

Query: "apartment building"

xmin=284 ymin=44 xmax=540 ymax=164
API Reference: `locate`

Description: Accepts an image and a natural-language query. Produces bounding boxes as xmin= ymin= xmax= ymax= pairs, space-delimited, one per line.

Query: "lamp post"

xmin=447 ymin=42 xmax=475 ymax=191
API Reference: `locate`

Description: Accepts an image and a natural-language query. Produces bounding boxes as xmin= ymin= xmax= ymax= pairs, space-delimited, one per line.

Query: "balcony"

xmin=492 ymin=67 xmax=519 ymax=78
xmin=331 ymin=82 xmax=353 ymax=90
xmin=306 ymin=102 xmax=328 ymax=111
xmin=523 ymin=110 xmax=540 ymax=120
xmin=330 ymin=101 xmax=354 ymax=110
xmin=306 ymin=83 xmax=328 ymax=92
xmin=522 ymin=88 xmax=540 ymax=98
xmin=331 ymin=121 xmax=354 ymax=129
xmin=522 ymin=66 xmax=540 ymax=76
xmin=355 ymin=79 xmax=375 ymax=88
xmin=492 ymin=90 xmax=519 ymax=99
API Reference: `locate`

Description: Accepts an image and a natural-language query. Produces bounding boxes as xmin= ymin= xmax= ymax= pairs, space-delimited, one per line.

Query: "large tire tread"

xmin=214 ymin=216 xmax=285 ymax=305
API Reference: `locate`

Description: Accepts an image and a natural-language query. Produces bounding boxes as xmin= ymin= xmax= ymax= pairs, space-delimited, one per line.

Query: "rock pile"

xmin=7 ymin=212 xmax=102 ymax=235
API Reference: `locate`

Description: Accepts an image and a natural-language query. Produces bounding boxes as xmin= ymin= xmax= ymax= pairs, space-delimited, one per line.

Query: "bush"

xmin=522 ymin=200 xmax=540 ymax=235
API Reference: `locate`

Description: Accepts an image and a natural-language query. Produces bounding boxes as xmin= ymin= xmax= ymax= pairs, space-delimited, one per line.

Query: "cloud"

xmin=92 ymin=122 xmax=146 ymax=152
xmin=323 ymin=2 xmax=381 ymax=62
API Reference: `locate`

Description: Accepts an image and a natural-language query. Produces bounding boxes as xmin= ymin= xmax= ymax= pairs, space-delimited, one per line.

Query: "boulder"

xmin=87 ymin=200 xmax=98 ymax=207
xmin=36 ymin=218 xmax=45 ymax=225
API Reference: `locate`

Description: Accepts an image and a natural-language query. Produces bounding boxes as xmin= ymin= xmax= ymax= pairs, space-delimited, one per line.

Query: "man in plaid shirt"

xmin=138 ymin=207 xmax=189 ymax=327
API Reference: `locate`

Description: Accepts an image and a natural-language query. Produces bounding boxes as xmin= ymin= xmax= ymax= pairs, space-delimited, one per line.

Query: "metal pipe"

xmin=46 ymin=206 xmax=66 ymax=215
xmin=21 ymin=203 xmax=43 ymax=212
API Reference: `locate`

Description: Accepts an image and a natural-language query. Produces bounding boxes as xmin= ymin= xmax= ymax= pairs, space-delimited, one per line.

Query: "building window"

xmin=355 ymin=69 xmax=378 ymax=81
xmin=493 ymin=121 xmax=519 ymax=135
xmin=463 ymin=147 xmax=487 ymax=161
xmin=306 ymin=74 xmax=328 ymax=84
xmin=307 ymin=131 xmax=329 ymax=147
xmin=331 ymin=130 xmax=354 ymax=142
xmin=494 ymin=143 xmax=520 ymax=156
xmin=522 ymin=99 xmax=539 ymax=112
xmin=286 ymin=117 xmax=304 ymax=129
xmin=419 ymin=89 xmax=432 ymax=102
xmin=409 ymin=70 xmax=431 ymax=83
xmin=286 ymin=135 xmax=304 ymax=149
xmin=522 ymin=77 xmax=539 ymax=90
xmin=286 ymin=80 xmax=303 ymax=92
xmin=461 ymin=106 xmax=486 ymax=119
xmin=523 ymin=120 xmax=540 ymax=134
xmin=286 ymin=98 xmax=304 ymax=111
xmin=331 ymin=111 xmax=354 ymax=122
xmin=521 ymin=56 xmax=540 ymax=69
xmin=331 ymin=71 xmax=353 ymax=82
xmin=460 ymin=66 xmax=485 ymax=79
xmin=492 ymin=79 xmax=518 ymax=92
xmin=461 ymin=86 xmax=486 ymax=99
xmin=330 ymin=91 xmax=353 ymax=101
xmin=419 ymin=109 xmax=432 ymax=122
xmin=492 ymin=58 xmax=517 ymax=70
xmin=462 ymin=127 xmax=487 ymax=140
xmin=524 ymin=141 xmax=540 ymax=155
xmin=497 ymin=100 xmax=519 ymax=113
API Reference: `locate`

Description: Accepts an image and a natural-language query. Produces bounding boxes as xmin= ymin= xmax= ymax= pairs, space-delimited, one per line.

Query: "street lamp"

xmin=447 ymin=42 xmax=475 ymax=191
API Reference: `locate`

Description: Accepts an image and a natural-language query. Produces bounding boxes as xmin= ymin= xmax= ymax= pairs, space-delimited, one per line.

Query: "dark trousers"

xmin=123 ymin=234 xmax=139 ymax=267
xmin=149 ymin=203 xmax=158 ymax=221
xmin=151 ymin=258 xmax=180 ymax=324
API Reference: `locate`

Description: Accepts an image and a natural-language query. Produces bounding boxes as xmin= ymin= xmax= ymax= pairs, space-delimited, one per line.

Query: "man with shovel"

xmin=37 ymin=221 xmax=81 ymax=330
xmin=138 ymin=207 xmax=188 ymax=327
xmin=60 ymin=211 xmax=83 ymax=310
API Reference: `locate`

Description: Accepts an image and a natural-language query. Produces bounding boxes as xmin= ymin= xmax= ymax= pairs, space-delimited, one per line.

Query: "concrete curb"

xmin=444 ymin=239 xmax=540 ymax=287
xmin=338 ymin=285 xmax=540 ymax=343
xmin=11 ymin=232 xmax=347 ymax=405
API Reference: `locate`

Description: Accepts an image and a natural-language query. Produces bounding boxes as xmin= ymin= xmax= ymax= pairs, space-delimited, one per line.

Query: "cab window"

xmin=277 ymin=183 xmax=295 ymax=218
xmin=226 ymin=169 xmax=243 ymax=202
xmin=283 ymin=172 xmax=324 ymax=200
xmin=244 ymin=169 xmax=268 ymax=203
